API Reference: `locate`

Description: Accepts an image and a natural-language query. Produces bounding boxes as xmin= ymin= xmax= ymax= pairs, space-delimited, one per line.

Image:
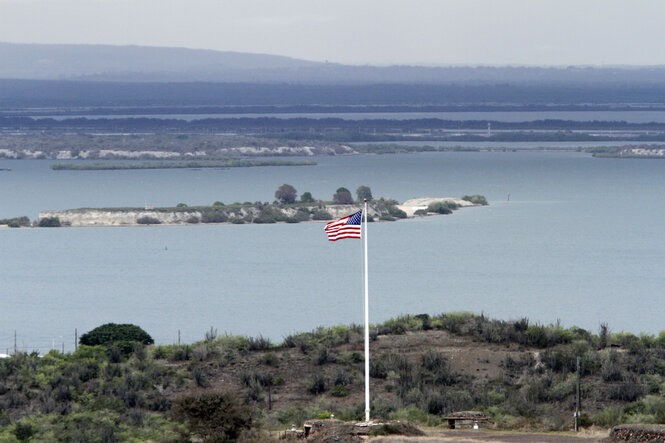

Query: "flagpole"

xmin=363 ymin=199 xmax=370 ymax=422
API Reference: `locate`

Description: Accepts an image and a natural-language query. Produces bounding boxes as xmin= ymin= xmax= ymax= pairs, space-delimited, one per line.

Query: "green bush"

xmin=312 ymin=210 xmax=333 ymax=220
xmin=426 ymin=201 xmax=457 ymax=214
xmin=294 ymin=208 xmax=311 ymax=221
xmin=80 ymin=323 xmax=154 ymax=347
xmin=136 ymin=216 xmax=161 ymax=225
xmin=247 ymin=335 xmax=272 ymax=351
xmin=172 ymin=390 xmax=252 ymax=442
xmin=0 ymin=216 xmax=30 ymax=227
xmin=329 ymin=385 xmax=349 ymax=397
xmin=307 ymin=375 xmax=326 ymax=395
xmin=200 ymin=209 xmax=228 ymax=223
xmin=388 ymin=206 xmax=407 ymax=218
xmin=38 ymin=216 xmax=61 ymax=227
xmin=462 ymin=195 xmax=489 ymax=205
xmin=592 ymin=406 xmax=625 ymax=427
xmin=527 ymin=325 xmax=549 ymax=348
xmin=253 ymin=207 xmax=287 ymax=224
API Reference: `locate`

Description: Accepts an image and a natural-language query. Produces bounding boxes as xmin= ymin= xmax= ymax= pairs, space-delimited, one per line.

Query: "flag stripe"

xmin=324 ymin=210 xmax=362 ymax=241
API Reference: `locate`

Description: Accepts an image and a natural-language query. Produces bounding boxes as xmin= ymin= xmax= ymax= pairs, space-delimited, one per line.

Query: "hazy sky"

xmin=1 ymin=0 xmax=664 ymax=66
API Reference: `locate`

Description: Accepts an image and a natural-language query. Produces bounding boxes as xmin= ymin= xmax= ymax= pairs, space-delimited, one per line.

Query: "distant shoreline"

xmin=50 ymin=159 xmax=316 ymax=170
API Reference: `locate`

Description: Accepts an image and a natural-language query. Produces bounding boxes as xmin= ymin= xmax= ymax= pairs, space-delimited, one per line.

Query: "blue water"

xmin=2 ymin=151 xmax=665 ymax=353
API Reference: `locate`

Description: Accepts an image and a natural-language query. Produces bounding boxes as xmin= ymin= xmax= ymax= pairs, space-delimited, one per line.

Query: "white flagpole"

xmin=363 ymin=199 xmax=370 ymax=422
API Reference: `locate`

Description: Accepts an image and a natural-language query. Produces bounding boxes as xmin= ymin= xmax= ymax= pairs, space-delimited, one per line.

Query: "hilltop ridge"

xmin=5 ymin=42 xmax=665 ymax=85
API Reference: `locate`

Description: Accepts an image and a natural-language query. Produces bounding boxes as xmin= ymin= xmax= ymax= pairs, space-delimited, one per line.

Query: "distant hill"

xmin=3 ymin=42 xmax=665 ymax=85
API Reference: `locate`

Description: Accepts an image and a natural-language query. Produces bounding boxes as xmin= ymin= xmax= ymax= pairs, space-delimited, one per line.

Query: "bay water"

xmin=1 ymin=150 xmax=665 ymax=352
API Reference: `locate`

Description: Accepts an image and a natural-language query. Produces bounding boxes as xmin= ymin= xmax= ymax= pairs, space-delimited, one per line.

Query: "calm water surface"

xmin=1 ymin=151 xmax=665 ymax=352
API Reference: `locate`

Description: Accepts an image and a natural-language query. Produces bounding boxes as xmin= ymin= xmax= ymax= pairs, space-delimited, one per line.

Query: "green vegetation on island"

xmin=50 ymin=159 xmax=316 ymax=171
xmin=0 ymin=216 xmax=30 ymax=228
xmin=3 ymin=313 xmax=665 ymax=441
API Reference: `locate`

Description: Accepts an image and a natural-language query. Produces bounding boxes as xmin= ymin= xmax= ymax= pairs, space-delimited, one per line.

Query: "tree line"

xmin=275 ymin=184 xmax=373 ymax=205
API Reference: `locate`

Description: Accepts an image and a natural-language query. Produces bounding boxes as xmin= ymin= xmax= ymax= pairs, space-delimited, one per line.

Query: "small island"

xmin=25 ymin=186 xmax=488 ymax=228
xmin=50 ymin=159 xmax=316 ymax=170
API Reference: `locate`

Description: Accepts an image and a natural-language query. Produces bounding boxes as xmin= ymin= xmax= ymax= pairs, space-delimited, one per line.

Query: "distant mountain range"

xmin=3 ymin=42 xmax=665 ymax=85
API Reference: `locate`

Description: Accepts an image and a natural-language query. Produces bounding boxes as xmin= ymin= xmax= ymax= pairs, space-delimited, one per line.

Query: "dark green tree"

xmin=356 ymin=185 xmax=373 ymax=202
xmin=172 ymin=391 xmax=252 ymax=442
xmin=333 ymin=187 xmax=354 ymax=204
xmin=275 ymin=184 xmax=297 ymax=204
xmin=38 ymin=217 xmax=61 ymax=227
xmin=300 ymin=191 xmax=315 ymax=203
xmin=79 ymin=323 xmax=154 ymax=346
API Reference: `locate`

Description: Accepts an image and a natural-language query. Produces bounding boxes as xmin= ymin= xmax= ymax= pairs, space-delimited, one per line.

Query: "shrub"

xmin=388 ymin=206 xmax=407 ymax=218
xmin=247 ymin=335 xmax=272 ymax=351
xmin=609 ymin=374 xmax=645 ymax=402
xmin=462 ymin=195 xmax=488 ymax=205
xmin=80 ymin=323 xmax=154 ymax=346
xmin=185 ymin=216 xmax=200 ymax=224
xmin=426 ymin=201 xmax=456 ymax=214
xmin=0 ymin=216 xmax=30 ymax=227
xmin=261 ymin=352 xmax=279 ymax=367
xmin=307 ymin=375 xmax=326 ymax=395
xmin=330 ymin=385 xmax=349 ymax=397
xmin=38 ymin=216 xmax=61 ymax=227
xmin=294 ymin=208 xmax=311 ymax=221
xmin=200 ymin=209 xmax=228 ymax=223
xmin=312 ymin=210 xmax=333 ymax=220
xmin=527 ymin=325 xmax=550 ymax=348
xmin=253 ymin=207 xmax=286 ymax=224
xmin=136 ymin=216 xmax=161 ymax=225
xmin=172 ymin=391 xmax=252 ymax=442
xmin=333 ymin=369 xmax=352 ymax=386
xmin=592 ymin=406 xmax=625 ymax=427
xmin=315 ymin=347 xmax=328 ymax=365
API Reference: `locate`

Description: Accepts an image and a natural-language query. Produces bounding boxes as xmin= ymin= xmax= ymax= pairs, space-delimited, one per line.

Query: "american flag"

xmin=324 ymin=210 xmax=362 ymax=241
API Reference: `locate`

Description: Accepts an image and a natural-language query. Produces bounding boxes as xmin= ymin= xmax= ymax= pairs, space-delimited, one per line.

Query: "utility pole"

xmin=575 ymin=356 xmax=581 ymax=432
xmin=14 ymin=330 xmax=17 ymax=355
xmin=178 ymin=329 xmax=181 ymax=345
xmin=75 ymin=328 xmax=78 ymax=351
